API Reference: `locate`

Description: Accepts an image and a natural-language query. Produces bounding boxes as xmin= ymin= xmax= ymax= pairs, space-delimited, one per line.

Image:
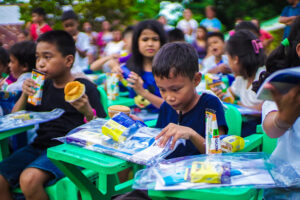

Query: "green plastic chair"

xmin=224 ymin=104 xmax=242 ymax=136
xmin=97 ymin=85 xmax=108 ymax=116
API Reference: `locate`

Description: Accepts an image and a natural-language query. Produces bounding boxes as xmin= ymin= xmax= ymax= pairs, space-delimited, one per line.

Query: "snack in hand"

xmin=64 ymin=81 xmax=85 ymax=102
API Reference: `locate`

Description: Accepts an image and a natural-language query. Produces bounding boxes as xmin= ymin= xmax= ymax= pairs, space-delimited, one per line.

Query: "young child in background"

xmin=0 ymin=30 xmax=106 ymax=200
xmin=5 ymin=41 xmax=36 ymax=92
xmin=253 ymin=16 xmax=300 ymax=199
xmin=122 ymin=20 xmax=167 ymax=111
xmin=30 ymin=7 xmax=52 ymax=41
xmin=90 ymin=26 xmax=134 ymax=73
xmin=61 ymin=10 xmax=91 ymax=74
xmin=0 ymin=46 xmax=10 ymax=84
xmin=213 ymin=30 xmax=266 ymax=137
xmin=200 ymin=5 xmax=222 ymax=33
xmin=114 ymin=42 xmax=227 ymax=200
xmin=192 ymin=26 xmax=207 ymax=60
xmin=202 ymin=32 xmax=231 ymax=74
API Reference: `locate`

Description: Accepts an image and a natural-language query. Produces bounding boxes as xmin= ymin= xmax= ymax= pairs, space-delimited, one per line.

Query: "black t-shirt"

xmin=26 ymin=78 xmax=106 ymax=149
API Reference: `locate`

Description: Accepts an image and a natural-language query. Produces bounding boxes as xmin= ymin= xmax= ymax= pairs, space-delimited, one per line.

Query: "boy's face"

xmin=62 ymin=19 xmax=79 ymax=36
xmin=35 ymin=42 xmax=73 ymax=79
xmin=155 ymin=71 xmax=201 ymax=113
xmin=112 ymin=30 xmax=122 ymax=42
xmin=32 ymin=13 xmax=43 ymax=24
xmin=207 ymin=36 xmax=224 ymax=57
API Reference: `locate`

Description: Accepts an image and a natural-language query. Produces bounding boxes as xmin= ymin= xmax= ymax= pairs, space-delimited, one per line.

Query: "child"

xmin=253 ymin=17 xmax=300 ymax=199
xmin=61 ymin=10 xmax=91 ymax=74
xmin=114 ymin=42 xmax=227 ymax=200
xmin=200 ymin=5 xmax=222 ymax=32
xmin=167 ymin=28 xmax=185 ymax=43
xmin=0 ymin=30 xmax=106 ymax=200
xmin=202 ymin=32 xmax=231 ymax=74
xmin=192 ymin=26 xmax=207 ymax=59
xmin=123 ymin=20 xmax=167 ymax=111
xmin=29 ymin=7 xmax=52 ymax=41
xmin=0 ymin=46 xmax=10 ymax=83
xmin=5 ymin=41 xmax=36 ymax=92
xmin=213 ymin=30 xmax=266 ymax=137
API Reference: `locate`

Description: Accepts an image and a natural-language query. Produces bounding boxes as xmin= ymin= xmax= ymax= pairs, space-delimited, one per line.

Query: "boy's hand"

xmin=155 ymin=123 xmax=197 ymax=150
xmin=211 ymin=88 xmax=225 ymax=100
xmin=127 ymin=72 xmax=145 ymax=94
xmin=69 ymin=94 xmax=94 ymax=120
xmin=265 ymin=83 xmax=300 ymax=125
xmin=22 ymin=79 xmax=37 ymax=97
xmin=129 ymin=114 xmax=144 ymax=122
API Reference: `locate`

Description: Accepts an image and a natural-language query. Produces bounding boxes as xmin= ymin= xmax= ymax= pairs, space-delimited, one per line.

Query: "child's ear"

xmin=193 ymin=72 xmax=202 ymax=87
xmin=65 ymin=55 xmax=74 ymax=68
xmin=296 ymin=43 xmax=300 ymax=58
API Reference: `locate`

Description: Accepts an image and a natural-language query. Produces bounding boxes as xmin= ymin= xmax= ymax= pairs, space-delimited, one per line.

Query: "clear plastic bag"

xmin=0 ymin=108 xmax=65 ymax=132
xmin=133 ymin=152 xmax=300 ymax=190
xmin=57 ymin=117 xmax=184 ymax=166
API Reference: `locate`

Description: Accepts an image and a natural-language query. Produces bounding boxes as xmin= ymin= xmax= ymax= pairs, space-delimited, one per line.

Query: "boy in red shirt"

xmin=30 ymin=7 xmax=52 ymax=41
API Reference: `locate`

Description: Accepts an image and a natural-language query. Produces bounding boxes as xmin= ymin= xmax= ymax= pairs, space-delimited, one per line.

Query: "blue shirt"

xmin=156 ymin=93 xmax=228 ymax=159
xmin=281 ymin=2 xmax=300 ymax=38
xmin=200 ymin=18 xmax=222 ymax=32
xmin=123 ymin=65 xmax=161 ymax=112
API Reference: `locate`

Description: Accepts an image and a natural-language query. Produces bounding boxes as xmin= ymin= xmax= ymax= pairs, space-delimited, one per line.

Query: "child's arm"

xmin=127 ymin=72 xmax=164 ymax=109
xmin=155 ymin=123 xmax=206 ymax=153
xmin=263 ymin=83 xmax=300 ymax=138
xmin=69 ymin=94 xmax=95 ymax=121
xmin=12 ymin=79 xmax=36 ymax=113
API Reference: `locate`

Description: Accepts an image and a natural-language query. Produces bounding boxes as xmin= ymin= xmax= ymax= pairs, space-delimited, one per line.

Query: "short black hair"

xmin=122 ymin=25 xmax=134 ymax=38
xmin=37 ymin=30 xmax=76 ymax=57
xmin=0 ymin=46 xmax=10 ymax=67
xmin=61 ymin=10 xmax=78 ymax=22
xmin=167 ymin=28 xmax=185 ymax=42
xmin=206 ymin=32 xmax=224 ymax=42
xmin=153 ymin=42 xmax=198 ymax=80
xmin=9 ymin=41 xmax=36 ymax=72
xmin=32 ymin=7 xmax=46 ymax=17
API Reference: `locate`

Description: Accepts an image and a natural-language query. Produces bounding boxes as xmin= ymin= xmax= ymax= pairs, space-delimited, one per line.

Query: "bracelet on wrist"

xmin=84 ymin=108 xmax=97 ymax=123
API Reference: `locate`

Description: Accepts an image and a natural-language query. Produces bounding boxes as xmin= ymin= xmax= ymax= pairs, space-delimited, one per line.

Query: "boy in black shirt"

xmin=0 ymin=30 xmax=106 ymax=200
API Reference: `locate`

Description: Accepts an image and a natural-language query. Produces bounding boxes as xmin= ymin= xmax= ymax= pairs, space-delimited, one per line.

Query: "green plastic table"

xmin=0 ymin=125 xmax=34 ymax=161
xmin=149 ymin=187 xmax=262 ymax=200
xmin=47 ymin=143 xmax=142 ymax=200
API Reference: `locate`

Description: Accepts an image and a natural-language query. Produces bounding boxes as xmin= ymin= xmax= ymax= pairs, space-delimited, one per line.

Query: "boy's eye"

xmin=159 ymin=88 xmax=166 ymax=93
xmin=172 ymin=88 xmax=180 ymax=92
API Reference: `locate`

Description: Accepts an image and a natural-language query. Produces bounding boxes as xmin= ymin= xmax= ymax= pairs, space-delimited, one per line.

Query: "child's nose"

xmin=37 ymin=59 xmax=45 ymax=68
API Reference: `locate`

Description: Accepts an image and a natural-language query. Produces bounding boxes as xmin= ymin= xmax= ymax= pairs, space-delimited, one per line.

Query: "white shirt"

xmin=263 ymin=101 xmax=300 ymax=172
xmin=230 ymin=67 xmax=265 ymax=107
xmin=262 ymin=101 xmax=300 ymax=199
xmin=201 ymin=54 xmax=228 ymax=74
xmin=6 ymin=72 xmax=31 ymax=92
xmin=103 ymin=41 xmax=124 ymax=56
xmin=176 ymin=19 xmax=198 ymax=42
xmin=72 ymin=32 xmax=91 ymax=74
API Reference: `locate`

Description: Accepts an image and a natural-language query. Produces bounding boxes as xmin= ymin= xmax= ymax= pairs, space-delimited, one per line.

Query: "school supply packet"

xmin=0 ymin=108 xmax=65 ymax=132
xmin=58 ymin=115 xmax=184 ymax=166
xmin=133 ymin=152 xmax=300 ymax=190
xmin=257 ymin=66 xmax=300 ymax=101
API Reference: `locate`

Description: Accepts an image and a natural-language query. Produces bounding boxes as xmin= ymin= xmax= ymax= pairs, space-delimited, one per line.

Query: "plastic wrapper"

xmin=57 ymin=117 xmax=184 ymax=166
xmin=0 ymin=108 xmax=65 ymax=132
xmin=133 ymin=152 xmax=300 ymax=190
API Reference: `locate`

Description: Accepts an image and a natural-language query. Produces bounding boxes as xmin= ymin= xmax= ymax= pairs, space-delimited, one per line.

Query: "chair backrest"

xmin=256 ymin=125 xmax=277 ymax=154
xmin=97 ymin=85 xmax=108 ymax=116
xmin=225 ymin=104 xmax=242 ymax=136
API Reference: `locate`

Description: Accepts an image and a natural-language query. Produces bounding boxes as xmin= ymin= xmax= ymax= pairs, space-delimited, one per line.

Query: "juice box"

xmin=106 ymin=73 xmax=119 ymax=100
xmin=205 ymin=109 xmax=222 ymax=154
xmin=28 ymin=70 xmax=45 ymax=106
